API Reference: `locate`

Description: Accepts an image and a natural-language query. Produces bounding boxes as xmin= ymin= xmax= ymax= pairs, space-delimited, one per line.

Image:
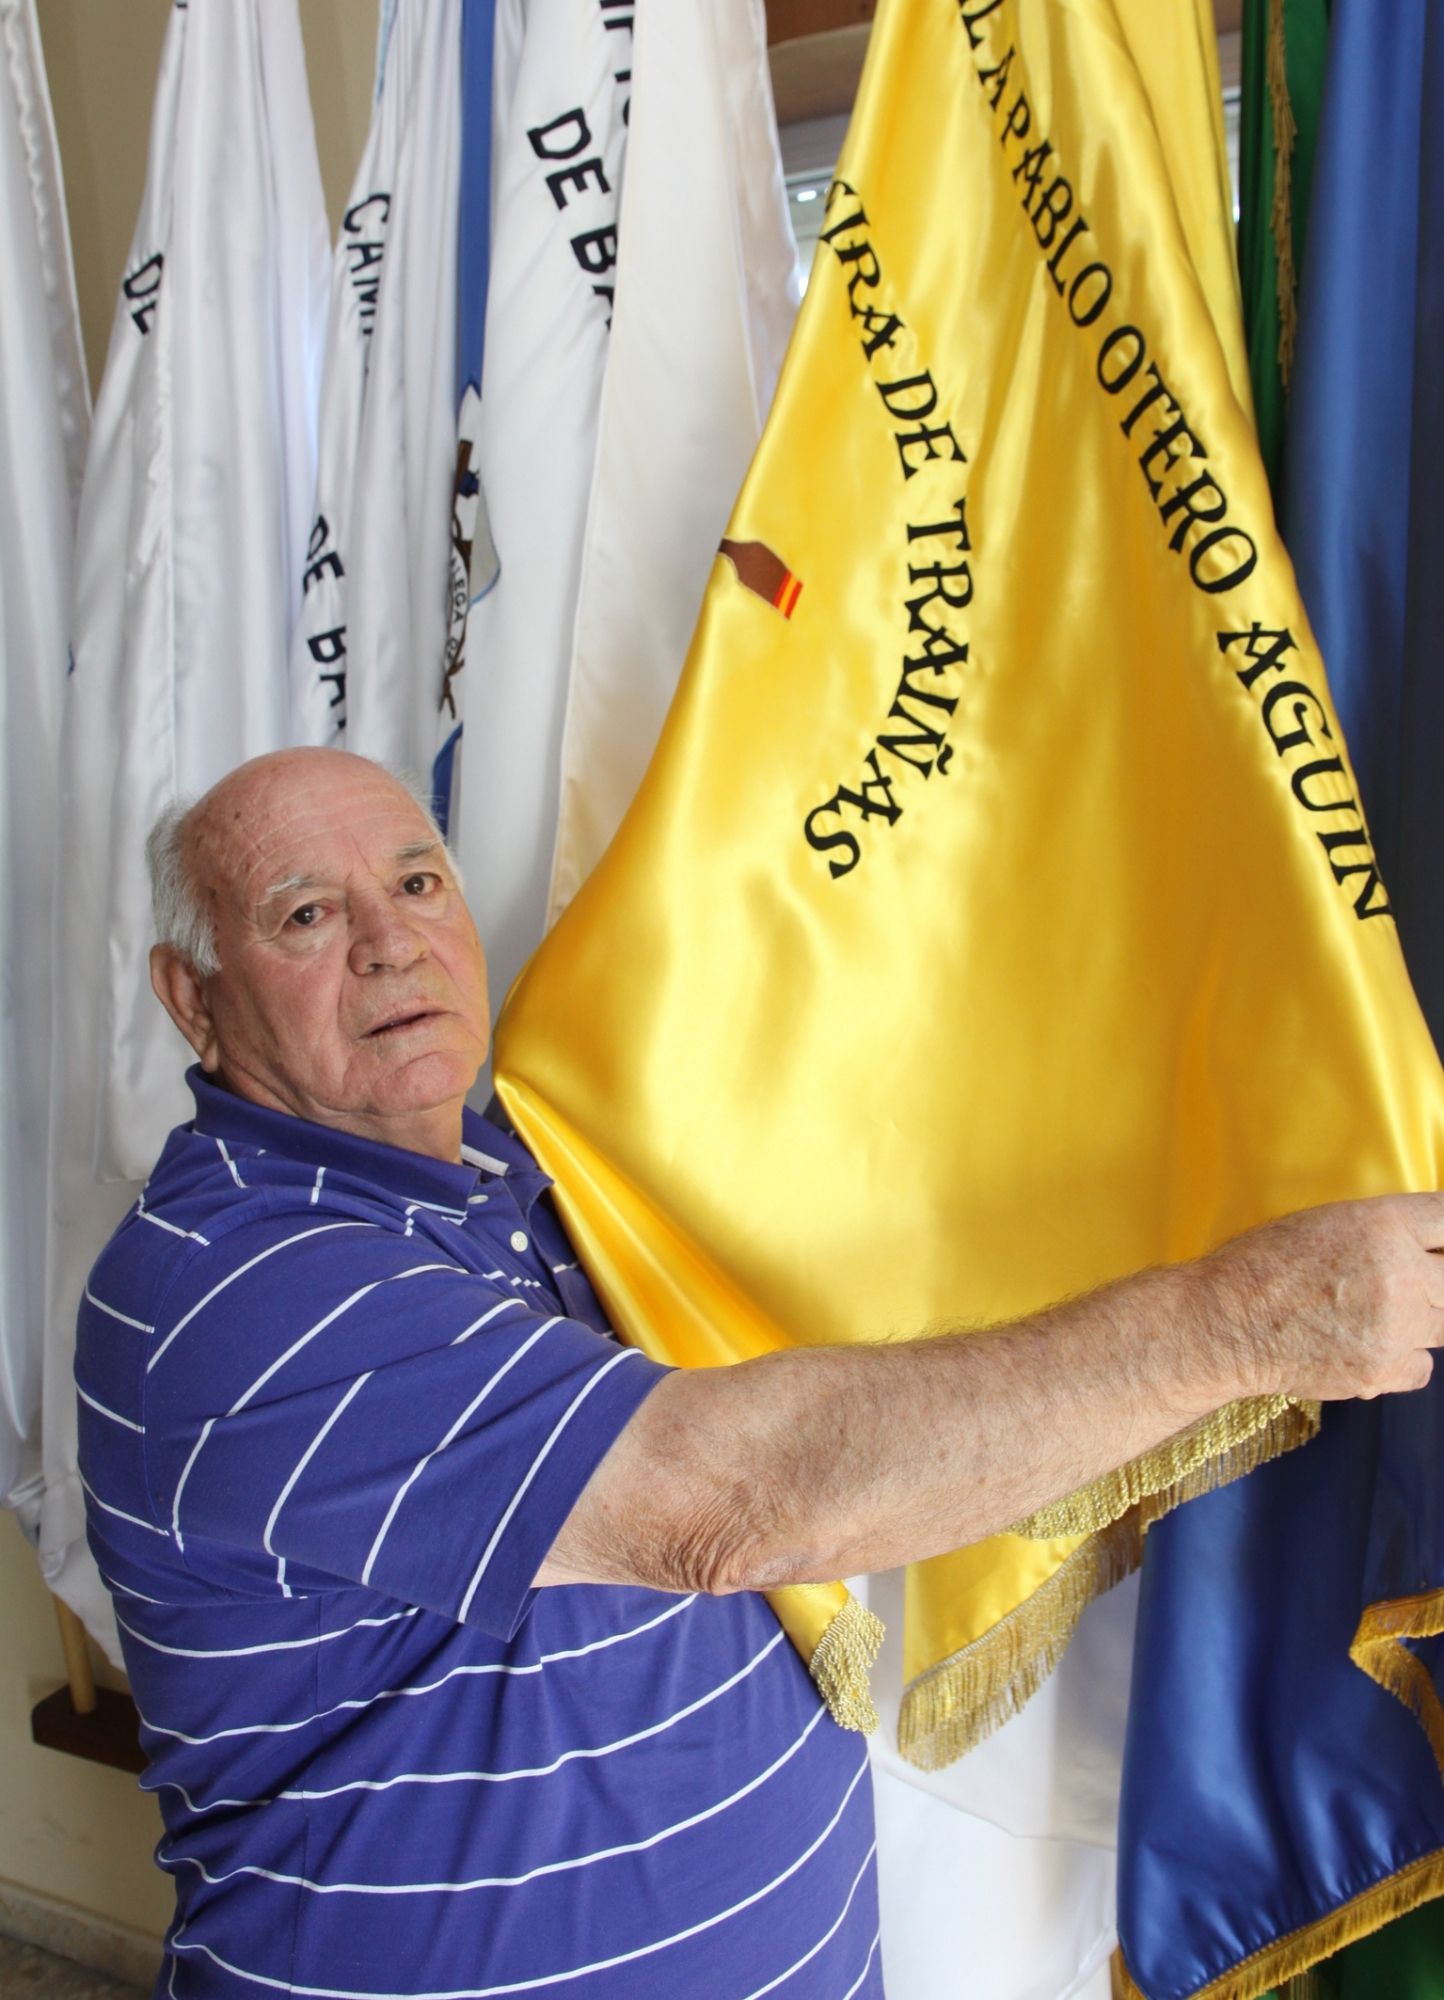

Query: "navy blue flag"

xmin=1119 ymin=1401 xmax=1444 ymax=1998
xmin=1115 ymin=5 xmax=1444 ymax=1994
xmin=1282 ymin=0 xmax=1444 ymax=1048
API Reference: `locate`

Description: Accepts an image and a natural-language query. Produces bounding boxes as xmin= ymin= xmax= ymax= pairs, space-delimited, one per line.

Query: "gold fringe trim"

xmin=898 ymin=1512 xmax=1143 ymax=1769
xmin=900 ymin=1403 xmax=1319 ymax=1772
xmin=1111 ymin=1844 xmax=1444 ymax=2000
xmin=1350 ymin=1586 xmax=1444 ymax=1783
xmin=1267 ymin=0 xmax=1300 ymax=386
xmin=809 ymin=1592 xmax=886 ymax=1734
xmin=1013 ymin=1398 xmax=1319 ymax=1541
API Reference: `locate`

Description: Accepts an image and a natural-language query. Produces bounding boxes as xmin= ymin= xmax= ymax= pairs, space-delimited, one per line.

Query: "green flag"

xmin=1237 ymin=0 xmax=1329 ymax=486
xmin=1262 ymin=1901 xmax=1444 ymax=1998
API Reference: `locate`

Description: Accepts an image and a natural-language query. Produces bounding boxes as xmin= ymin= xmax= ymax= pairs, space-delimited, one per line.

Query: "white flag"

xmin=80 ymin=0 xmax=328 ymax=1182
xmin=339 ymin=0 xmax=464 ymax=780
xmin=862 ymin=1567 xmax=1132 ymax=2000
xmin=0 ymin=0 xmax=88 ymax=1515
xmin=41 ymin=0 xmax=328 ymax=1643
xmin=452 ymin=0 xmax=633 ymax=1014
xmin=546 ymin=0 xmax=801 ymax=923
xmin=289 ymin=0 xmax=399 ymax=746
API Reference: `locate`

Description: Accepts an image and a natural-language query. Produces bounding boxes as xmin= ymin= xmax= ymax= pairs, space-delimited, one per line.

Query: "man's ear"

xmin=150 ymin=945 xmax=220 ymax=1071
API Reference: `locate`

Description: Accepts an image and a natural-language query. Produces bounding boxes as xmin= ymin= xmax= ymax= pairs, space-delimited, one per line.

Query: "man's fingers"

xmin=1404 ymin=1350 xmax=1435 ymax=1393
xmin=1370 ymin=1351 xmax=1435 ymax=1396
xmin=1419 ymin=1248 xmax=1444 ymax=1318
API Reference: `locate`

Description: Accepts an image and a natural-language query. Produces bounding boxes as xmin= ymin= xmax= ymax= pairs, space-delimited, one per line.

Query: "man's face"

xmin=158 ymin=753 xmax=490 ymax=1157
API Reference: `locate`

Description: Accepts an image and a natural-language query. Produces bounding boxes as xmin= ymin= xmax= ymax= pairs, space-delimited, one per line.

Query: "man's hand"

xmin=538 ymin=1192 xmax=1444 ymax=1597
xmin=1202 ymin=1192 xmax=1444 ymax=1403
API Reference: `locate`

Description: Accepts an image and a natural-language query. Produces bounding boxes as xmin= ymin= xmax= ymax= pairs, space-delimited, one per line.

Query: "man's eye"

xmin=401 ymin=873 xmax=438 ymax=896
xmin=289 ymin=903 xmax=322 ymax=928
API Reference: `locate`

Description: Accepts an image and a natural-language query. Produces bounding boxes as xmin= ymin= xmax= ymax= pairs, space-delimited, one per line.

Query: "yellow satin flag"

xmin=494 ymin=0 xmax=1444 ymax=1764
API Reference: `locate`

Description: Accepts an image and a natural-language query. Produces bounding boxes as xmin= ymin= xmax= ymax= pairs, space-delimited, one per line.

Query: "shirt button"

xmin=509 ymin=1230 xmax=528 ymax=1253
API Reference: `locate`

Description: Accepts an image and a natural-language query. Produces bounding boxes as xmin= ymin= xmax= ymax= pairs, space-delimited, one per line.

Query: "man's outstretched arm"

xmin=537 ymin=1192 xmax=1444 ymax=1594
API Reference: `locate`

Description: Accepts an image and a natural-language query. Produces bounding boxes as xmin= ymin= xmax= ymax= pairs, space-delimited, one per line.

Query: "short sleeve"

xmin=142 ymin=1222 xmax=668 ymax=1637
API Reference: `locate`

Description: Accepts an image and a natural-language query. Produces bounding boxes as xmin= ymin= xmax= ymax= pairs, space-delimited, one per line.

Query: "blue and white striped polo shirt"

xmin=77 ymin=1070 xmax=881 ymax=1999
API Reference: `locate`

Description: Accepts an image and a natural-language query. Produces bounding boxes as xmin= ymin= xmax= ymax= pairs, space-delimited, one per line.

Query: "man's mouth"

xmin=364 ymin=1008 xmax=441 ymax=1038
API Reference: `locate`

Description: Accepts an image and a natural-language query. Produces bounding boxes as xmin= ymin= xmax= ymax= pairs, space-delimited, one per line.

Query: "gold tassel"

xmin=900 ymin=1402 xmax=1319 ymax=1770
xmin=1267 ymin=0 xmax=1301 ymax=385
xmin=1012 ymin=1397 xmax=1319 ymax=1541
xmin=1350 ymin=1587 xmax=1444 ymax=1781
xmin=1282 ymin=1974 xmax=1331 ymax=2000
xmin=1110 ymin=1846 xmax=1444 ymax=2000
xmin=898 ymin=1514 xmax=1143 ymax=1769
xmin=809 ymin=1592 xmax=886 ymax=1734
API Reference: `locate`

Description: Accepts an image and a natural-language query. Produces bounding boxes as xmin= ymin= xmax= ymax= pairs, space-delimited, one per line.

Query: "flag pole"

xmin=53 ymin=1596 xmax=97 ymax=1716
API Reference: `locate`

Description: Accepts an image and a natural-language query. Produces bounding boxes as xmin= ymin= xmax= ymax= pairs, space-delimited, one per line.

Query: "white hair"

xmin=146 ymin=800 xmax=218 ymax=975
xmin=145 ymin=763 xmax=459 ymax=977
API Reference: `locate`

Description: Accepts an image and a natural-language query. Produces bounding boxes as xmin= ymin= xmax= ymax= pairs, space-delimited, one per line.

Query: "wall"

xmin=0 ymin=1517 xmax=169 ymax=1969
xmin=0 ymin=1 xmax=373 ymax=1968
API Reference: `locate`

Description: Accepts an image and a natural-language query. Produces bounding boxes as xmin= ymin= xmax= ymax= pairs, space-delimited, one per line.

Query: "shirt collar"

xmin=186 ymin=1066 xmax=551 ymax=1214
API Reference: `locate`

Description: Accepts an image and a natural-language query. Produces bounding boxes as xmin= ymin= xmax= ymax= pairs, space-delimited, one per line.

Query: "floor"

xmin=0 ymin=1936 xmax=149 ymax=2000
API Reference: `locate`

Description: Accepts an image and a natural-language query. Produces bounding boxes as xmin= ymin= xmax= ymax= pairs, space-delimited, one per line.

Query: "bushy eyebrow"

xmin=258 ymin=844 xmax=445 ymax=911
xmin=260 ymin=872 xmax=323 ymax=907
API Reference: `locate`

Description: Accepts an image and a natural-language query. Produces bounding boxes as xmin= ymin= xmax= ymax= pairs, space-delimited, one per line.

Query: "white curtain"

xmin=40 ymin=0 xmax=329 ymax=1647
xmin=0 ymin=0 xmax=88 ymax=1516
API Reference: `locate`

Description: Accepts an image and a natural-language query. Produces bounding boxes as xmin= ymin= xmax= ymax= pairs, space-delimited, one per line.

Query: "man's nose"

xmin=347 ymin=891 xmax=428 ymax=974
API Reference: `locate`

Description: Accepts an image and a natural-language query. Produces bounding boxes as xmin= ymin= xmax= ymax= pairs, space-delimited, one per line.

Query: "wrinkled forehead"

xmin=192 ymin=764 xmax=439 ymax=920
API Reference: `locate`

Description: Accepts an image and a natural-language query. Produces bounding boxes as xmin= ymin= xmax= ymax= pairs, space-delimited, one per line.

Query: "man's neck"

xmin=210 ymin=1066 xmax=466 ymax=1164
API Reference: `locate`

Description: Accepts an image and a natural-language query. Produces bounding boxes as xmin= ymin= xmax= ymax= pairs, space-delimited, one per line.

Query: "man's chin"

xmin=359 ymin=1040 xmax=488 ymax=1113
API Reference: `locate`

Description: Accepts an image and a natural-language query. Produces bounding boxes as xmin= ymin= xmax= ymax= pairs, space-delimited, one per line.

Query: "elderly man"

xmin=78 ymin=748 xmax=1443 ymax=1999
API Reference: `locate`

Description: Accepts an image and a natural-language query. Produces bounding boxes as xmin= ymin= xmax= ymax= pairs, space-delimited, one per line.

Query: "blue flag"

xmin=433 ymin=0 xmax=497 ymax=829
xmin=456 ymin=0 xmax=496 ymax=405
xmin=1282 ymin=0 xmax=1444 ymax=1046
xmin=1119 ymin=1401 xmax=1444 ymax=1998
xmin=1115 ymin=4 xmax=1444 ymax=1994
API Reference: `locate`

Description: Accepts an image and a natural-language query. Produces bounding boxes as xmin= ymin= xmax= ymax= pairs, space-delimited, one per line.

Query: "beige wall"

xmin=0 ymin=2 xmax=376 ymax=1961
xmin=0 ymin=1517 xmax=171 ymax=1950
